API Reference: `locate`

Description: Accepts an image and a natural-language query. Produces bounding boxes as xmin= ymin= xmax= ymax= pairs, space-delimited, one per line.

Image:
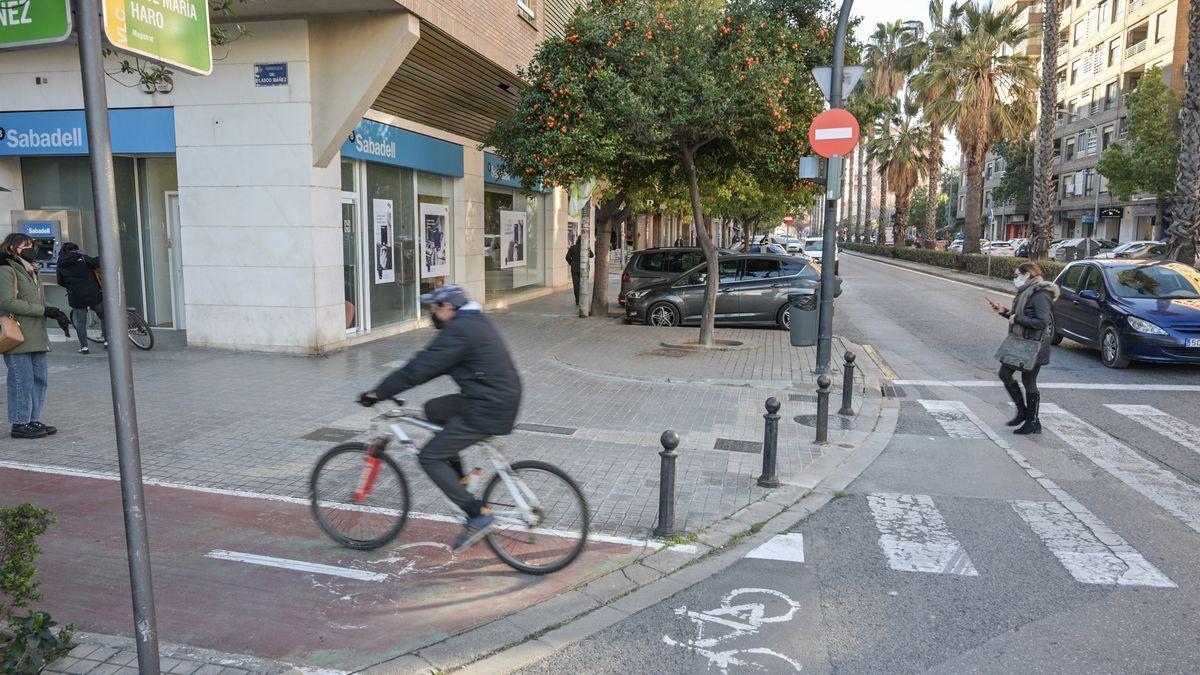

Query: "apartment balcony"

xmin=1126 ymin=39 xmax=1149 ymax=57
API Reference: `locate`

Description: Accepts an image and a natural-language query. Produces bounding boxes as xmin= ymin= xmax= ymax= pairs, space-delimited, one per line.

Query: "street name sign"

xmin=0 ymin=0 xmax=72 ymax=48
xmin=102 ymin=0 xmax=213 ymax=75
xmin=808 ymin=108 xmax=860 ymax=158
xmin=811 ymin=66 xmax=865 ymax=104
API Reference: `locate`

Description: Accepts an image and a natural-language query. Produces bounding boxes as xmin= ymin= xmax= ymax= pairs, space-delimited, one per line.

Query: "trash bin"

xmin=788 ymin=288 xmax=819 ymax=347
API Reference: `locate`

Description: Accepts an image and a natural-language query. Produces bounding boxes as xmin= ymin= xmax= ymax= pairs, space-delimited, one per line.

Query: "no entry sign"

xmin=808 ymin=108 xmax=860 ymax=158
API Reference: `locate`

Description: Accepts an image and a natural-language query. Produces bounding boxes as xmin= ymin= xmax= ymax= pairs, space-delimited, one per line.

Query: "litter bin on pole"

xmin=788 ymin=287 xmax=820 ymax=347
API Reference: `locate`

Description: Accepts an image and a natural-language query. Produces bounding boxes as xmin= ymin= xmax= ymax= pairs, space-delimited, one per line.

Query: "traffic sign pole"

xmin=815 ymin=0 xmax=855 ymax=378
xmin=75 ymin=1 xmax=161 ymax=671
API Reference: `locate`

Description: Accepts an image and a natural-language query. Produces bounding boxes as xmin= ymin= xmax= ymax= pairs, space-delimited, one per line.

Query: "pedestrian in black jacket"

xmin=986 ymin=262 xmax=1060 ymax=435
xmin=565 ymin=236 xmax=592 ymax=305
xmin=359 ymin=284 xmax=522 ymax=551
xmin=55 ymin=243 xmax=106 ymax=354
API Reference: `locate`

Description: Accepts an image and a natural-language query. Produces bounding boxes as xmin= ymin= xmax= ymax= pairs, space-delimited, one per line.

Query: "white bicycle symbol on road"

xmin=662 ymin=587 xmax=803 ymax=673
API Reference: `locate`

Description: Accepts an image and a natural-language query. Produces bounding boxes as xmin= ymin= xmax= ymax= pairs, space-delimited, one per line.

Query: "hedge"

xmin=842 ymin=242 xmax=1065 ymax=283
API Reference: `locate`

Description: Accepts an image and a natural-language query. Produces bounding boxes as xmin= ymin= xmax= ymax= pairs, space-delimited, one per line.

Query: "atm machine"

xmin=9 ymin=210 xmax=81 ymax=308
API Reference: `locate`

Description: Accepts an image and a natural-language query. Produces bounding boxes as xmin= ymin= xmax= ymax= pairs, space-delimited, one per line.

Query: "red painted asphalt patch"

xmin=1 ymin=467 xmax=640 ymax=671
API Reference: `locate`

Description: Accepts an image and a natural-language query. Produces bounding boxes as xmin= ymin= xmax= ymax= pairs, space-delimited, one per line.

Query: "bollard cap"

xmin=765 ymin=396 xmax=781 ymax=414
xmin=844 ymin=350 xmax=856 ymax=364
xmin=660 ymin=430 xmax=680 ymax=450
xmin=817 ymin=374 xmax=832 ymax=390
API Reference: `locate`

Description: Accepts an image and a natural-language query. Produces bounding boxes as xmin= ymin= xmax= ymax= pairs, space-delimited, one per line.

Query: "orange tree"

xmin=486 ymin=0 xmax=833 ymax=345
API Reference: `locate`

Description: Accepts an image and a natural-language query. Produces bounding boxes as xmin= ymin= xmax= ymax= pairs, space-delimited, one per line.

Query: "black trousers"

xmin=422 ymin=394 xmax=490 ymax=517
xmin=571 ymin=271 xmax=582 ymax=304
xmin=71 ymin=304 xmax=104 ymax=349
xmin=999 ymin=363 xmax=1041 ymax=396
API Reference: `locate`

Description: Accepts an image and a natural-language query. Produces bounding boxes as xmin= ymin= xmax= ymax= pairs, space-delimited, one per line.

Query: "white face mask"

xmin=1013 ymin=275 xmax=1028 ymax=289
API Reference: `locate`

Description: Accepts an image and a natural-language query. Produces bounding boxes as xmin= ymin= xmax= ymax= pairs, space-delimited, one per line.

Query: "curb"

xmin=845 ymin=250 xmax=1016 ymax=295
xmin=358 ymin=381 xmax=900 ymax=674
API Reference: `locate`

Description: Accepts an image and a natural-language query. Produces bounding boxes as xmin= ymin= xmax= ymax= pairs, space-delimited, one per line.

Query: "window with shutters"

xmin=1155 ymin=11 xmax=1169 ymax=44
xmin=1108 ymin=38 xmax=1120 ymax=67
xmin=1066 ymin=138 xmax=1076 ymax=161
xmin=1099 ymin=1 xmax=1109 ymax=27
xmin=1102 ymin=124 xmax=1114 ymax=150
xmin=1071 ymin=59 xmax=1082 ymax=84
xmin=1105 ymin=81 xmax=1119 ymax=109
xmin=1074 ymin=21 xmax=1086 ymax=46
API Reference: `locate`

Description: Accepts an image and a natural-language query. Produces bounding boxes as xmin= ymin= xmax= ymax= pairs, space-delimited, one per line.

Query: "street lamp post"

xmin=814 ymin=0 xmax=855 ymax=376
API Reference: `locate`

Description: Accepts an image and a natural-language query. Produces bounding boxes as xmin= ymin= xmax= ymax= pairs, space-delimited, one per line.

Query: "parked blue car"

xmin=1051 ymin=259 xmax=1200 ymax=368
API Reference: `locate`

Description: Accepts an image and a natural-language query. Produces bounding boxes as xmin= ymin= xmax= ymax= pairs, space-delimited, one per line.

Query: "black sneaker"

xmin=28 ymin=421 xmax=57 ymax=436
xmin=11 ymin=424 xmax=48 ymax=439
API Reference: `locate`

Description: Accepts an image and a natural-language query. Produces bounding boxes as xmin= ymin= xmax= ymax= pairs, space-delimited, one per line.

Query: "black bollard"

xmin=838 ymin=351 xmax=856 ymax=416
xmin=653 ymin=430 xmax=681 ymax=538
xmin=815 ymin=374 xmax=832 ymax=444
xmin=757 ymin=397 xmax=781 ymax=488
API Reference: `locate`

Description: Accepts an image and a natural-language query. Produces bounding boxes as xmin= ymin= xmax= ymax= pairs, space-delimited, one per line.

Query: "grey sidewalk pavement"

xmin=6 ymin=281 xmax=892 ymax=674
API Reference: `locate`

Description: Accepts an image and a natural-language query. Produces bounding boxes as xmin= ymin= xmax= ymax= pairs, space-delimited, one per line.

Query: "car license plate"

xmin=1187 ymin=338 xmax=1200 ymax=348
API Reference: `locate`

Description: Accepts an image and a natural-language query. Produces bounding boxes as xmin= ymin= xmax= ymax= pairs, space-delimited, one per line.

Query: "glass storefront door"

xmin=342 ymin=198 xmax=361 ymax=331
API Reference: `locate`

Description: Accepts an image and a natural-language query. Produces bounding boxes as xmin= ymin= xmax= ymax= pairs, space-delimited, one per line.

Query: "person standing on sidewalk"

xmin=565 ymin=236 xmax=591 ymax=305
xmin=0 ymin=234 xmax=70 ymax=439
xmin=986 ymin=262 xmax=1059 ymax=435
xmin=55 ymin=243 xmax=106 ymax=354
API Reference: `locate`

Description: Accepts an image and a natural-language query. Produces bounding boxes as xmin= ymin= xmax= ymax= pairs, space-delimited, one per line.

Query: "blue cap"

xmin=420 ymin=284 xmax=469 ymax=308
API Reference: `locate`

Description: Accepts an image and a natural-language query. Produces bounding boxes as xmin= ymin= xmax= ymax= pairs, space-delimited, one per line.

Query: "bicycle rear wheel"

xmin=126 ymin=309 xmax=154 ymax=350
xmin=482 ymin=460 xmax=589 ymax=574
xmin=310 ymin=442 xmax=410 ymax=550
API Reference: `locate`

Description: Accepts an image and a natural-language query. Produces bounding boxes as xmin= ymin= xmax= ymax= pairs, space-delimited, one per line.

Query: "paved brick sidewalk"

xmin=45 ymin=632 xmax=298 ymax=675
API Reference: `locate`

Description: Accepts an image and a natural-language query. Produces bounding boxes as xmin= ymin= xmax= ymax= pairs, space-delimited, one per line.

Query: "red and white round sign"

xmin=808 ymin=108 xmax=860 ymax=158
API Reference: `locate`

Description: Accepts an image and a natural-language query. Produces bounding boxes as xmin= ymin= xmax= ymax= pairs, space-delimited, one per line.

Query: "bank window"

xmin=416 ymin=171 xmax=454 ymax=298
xmin=365 ymin=163 xmax=417 ymax=328
xmin=484 ymin=186 xmax=547 ymax=300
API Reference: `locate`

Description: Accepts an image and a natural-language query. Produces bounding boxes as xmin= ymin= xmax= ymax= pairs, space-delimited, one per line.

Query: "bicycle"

xmin=308 ymin=398 xmax=590 ymax=575
xmin=84 ymin=306 xmax=154 ymax=350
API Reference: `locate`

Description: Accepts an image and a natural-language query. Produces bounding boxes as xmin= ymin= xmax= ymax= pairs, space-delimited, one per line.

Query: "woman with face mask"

xmin=986 ymin=262 xmax=1060 ymax=435
xmin=0 ymin=233 xmax=70 ymax=439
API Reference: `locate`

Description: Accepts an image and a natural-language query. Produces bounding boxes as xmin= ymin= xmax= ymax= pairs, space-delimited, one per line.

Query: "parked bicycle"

xmin=83 ymin=306 xmax=155 ymax=350
xmin=309 ymin=398 xmax=590 ymax=575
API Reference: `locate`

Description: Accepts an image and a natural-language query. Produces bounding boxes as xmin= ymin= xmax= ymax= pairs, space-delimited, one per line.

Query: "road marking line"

xmin=866 ymin=493 xmax=978 ymax=576
xmin=1011 ymin=500 xmax=1174 ymax=587
xmin=205 ymin=550 xmax=389 ymax=581
xmin=1106 ymin=404 xmax=1200 ymax=457
xmin=1041 ymin=403 xmax=1200 ymax=535
xmin=893 ymin=380 xmax=1200 ymax=392
xmin=745 ymin=533 xmax=805 ymax=563
xmin=0 ymin=460 xmax=675 ymax=551
xmin=862 ymin=344 xmax=899 ymax=381
xmin=918 ymin=400 xmax=988 ymax=439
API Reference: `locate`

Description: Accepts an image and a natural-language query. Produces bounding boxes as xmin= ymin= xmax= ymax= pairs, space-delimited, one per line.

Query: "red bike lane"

xmin=0 ymin=466 xmax=641 ymax=672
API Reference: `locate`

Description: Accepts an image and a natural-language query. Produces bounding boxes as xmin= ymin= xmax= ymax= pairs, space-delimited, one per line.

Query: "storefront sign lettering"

xmin=341 ymin=119 xmax=464 ymax=178
xmin=2 ymin=126 xmax=84 ymax=151
xmin=0 ymin=108 xmax=176 ymax=156
xmin=254 ymin=62 xmax=289 ymax=86
xmin=0 ymin=0 xmax=71 ymax=48
xmin=102 ymin=0 xmax=212 ymax=76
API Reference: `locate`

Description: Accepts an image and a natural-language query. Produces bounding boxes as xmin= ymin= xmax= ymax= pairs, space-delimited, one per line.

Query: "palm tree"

xmin=1028 ymin=0 xmax=1065 ymax=261
xmin=905 ymin=0 xmax=955 ymax=246
xmin=921 ymin=2 xmax=1038 ymax=255
xmin=1166 ymin=0 xmax=1200 ymax=266
xmin=869 ymin=99 xmax=930 ymax=248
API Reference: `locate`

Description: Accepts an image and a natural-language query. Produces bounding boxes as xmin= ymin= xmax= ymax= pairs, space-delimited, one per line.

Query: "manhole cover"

xmin=713 ymin=438 xmax=762 ymax=454
xmin=793 ymin=415 xmax=857 ymax=431
xmin=302 ymin=427 xmax=359 ymax=442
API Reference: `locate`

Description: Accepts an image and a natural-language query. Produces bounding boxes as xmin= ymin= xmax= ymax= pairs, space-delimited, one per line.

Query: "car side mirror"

xmin=1079 ymin=290 xmax=1101 ymax=302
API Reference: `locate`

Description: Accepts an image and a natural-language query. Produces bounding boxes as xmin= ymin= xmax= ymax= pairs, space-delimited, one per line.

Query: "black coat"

xmin=1005 ymin=280 xmax=1061 ymax=367
xmin=375 ymin=309 xmax=522 ymax=434
xmin=55 ymin=251 xmax=102 ymax=309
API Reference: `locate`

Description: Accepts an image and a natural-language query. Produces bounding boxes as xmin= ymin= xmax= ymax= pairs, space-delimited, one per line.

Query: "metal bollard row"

xmin=838 ymin=350 xmax=856 ymax=416
xmin=653 ymin=430 xmax=681 ymax=537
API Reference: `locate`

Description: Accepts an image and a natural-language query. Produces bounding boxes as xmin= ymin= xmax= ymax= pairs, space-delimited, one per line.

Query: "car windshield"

xmin=805 ymin=240 xmax=822 ymax=251
xmin=1104 ymin=263 xmax=1200 ymax=299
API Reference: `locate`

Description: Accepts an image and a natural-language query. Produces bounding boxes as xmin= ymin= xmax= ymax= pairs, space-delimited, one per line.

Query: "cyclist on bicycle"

xmin=358 ymin=285 xmax=522 ymax=552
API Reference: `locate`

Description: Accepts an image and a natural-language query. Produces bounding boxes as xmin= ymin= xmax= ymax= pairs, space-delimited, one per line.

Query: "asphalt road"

xmin=520 ymin=253 xmax=1200 ymax=674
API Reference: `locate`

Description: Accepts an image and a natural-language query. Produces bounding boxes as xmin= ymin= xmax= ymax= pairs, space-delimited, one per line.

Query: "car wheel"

xmin=646 ymin=302 xmax=679 ymax=327
xmin=1048 ymin=314 xmax=1064 ymax=346
xmin=777 ymin=305 xmax=790 ymax=330
xmin=1100 ymin=325 xmax=1130 ymax=369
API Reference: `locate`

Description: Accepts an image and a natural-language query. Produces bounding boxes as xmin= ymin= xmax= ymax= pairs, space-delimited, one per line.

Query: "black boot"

xmin=1014 ymin=393 xmax=1041 ymax=435
xmin=1003 ymin=381 xmax=1027 ymax=427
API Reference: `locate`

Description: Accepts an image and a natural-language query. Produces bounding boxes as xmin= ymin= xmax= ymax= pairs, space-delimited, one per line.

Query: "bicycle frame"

xmin=364 ymin=410 xmax=545 ymax=529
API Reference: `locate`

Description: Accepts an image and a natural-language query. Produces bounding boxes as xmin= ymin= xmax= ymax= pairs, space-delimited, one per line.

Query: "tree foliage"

xmin=1097 ymin=67 xmax=1180 ymax=203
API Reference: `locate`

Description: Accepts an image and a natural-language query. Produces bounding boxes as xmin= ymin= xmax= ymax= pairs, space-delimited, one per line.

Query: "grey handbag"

xmin=995 ymin=333 xmax=1042 ymax=371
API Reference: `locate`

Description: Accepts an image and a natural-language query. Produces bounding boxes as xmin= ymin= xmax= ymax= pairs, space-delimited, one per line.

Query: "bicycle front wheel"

xmin=126 ymin=309 xmax=154 ymax=350
xmin=482 ymin=460 xmax=590 ymax=574
xmin=310 ymin=442 xmax=410 ymax=550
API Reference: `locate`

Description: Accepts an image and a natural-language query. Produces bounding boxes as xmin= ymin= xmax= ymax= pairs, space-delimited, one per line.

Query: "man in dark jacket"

xmin=55 ymin=243 xmax=105 ymax=354
xmin=359 ymin=284 xmax=522 ymax=551
xmin=565 ymin=236 xmax=592 ymax=305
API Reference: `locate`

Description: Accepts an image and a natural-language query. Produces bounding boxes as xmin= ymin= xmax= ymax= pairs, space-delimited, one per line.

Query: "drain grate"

xmin=515 ymin=423 xmax=578 ymax=436
xmin=302 ymin=427 xmax=359 ymax=442
xmin=713 ymin=438 xmax=762 ymax=454
xmin=881 ymin=382 xmax=906 ymax=398
xmin=788 ymin=393 xmax=817 ymax=402
xmin=793 ymin=415 xmax=857 ymax=431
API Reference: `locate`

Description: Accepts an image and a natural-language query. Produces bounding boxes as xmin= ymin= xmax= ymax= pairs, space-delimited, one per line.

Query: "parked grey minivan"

xmin=624 ymin=254 xmax=837 ymax=328
xmin=619 ymin=247 xmax=728 ymax=305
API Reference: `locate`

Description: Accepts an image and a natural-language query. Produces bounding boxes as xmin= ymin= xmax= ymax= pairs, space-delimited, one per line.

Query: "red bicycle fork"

xmin=353 ymin=444 xmax=384 ymax=502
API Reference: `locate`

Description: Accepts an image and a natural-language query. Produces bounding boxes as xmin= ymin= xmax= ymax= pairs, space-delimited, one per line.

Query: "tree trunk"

xmin=681 ymin=147 xmax=719 ymax=346
xmin=893 ymin=192 xmax=911 ymax=249
xmin=925 ymin=125 xmax=942 ymax=243
xmin=877 ymin=170 xmax=889 ymax=245
xmin=1030 ymin=0 xmax=1063 ymax=261
xmin=964 ymin=146 xmax=985 ymax=254
xmin=589 ymin=193 xmax=631 ymax=318
xmin=1166 ymin=0 xmax=1200 ymax=266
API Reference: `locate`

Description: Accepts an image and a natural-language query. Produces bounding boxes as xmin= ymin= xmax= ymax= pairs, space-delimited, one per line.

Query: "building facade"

xmin=0 ymin=0 xmax=583 ymax=353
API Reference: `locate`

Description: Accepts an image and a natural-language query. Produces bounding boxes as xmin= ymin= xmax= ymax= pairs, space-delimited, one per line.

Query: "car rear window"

xmin=805 ymin=239 xmax=822 ymax=251
xmin=744 ymin=259 xmax=783 ymax=278
xmin=636 ymin=251 xmax=703 ymax=273
xmin=782 ymin=259 xmax=810 ymax=276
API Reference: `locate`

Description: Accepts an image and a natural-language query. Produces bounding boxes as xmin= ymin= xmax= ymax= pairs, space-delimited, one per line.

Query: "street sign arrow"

xmin=811 ymin=66 xmax=865 ymax=104
xmin=808 ymin=108 xmax=860 ymax=159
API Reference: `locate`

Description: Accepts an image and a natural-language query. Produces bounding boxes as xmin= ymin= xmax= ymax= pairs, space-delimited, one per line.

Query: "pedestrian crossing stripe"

xmin=867 ymin=493 xmax=978 ymax=576
xmin=1105 ymin=404 xmax=1200 ymax=458
xmin=918 ymin=400 xmax=988 ymax=439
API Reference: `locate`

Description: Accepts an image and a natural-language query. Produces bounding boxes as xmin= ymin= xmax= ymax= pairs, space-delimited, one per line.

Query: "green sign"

xmin=0 ymin=0 xmax=72 ymax=48
xmin=102 ymin=0 xmax=212 ymax=76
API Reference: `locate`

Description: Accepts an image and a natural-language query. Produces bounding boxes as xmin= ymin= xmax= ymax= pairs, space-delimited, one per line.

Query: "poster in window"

xmin=419 ymin=203 xmax=450 ymax=278
xmin=373 ymin=199 xmax=395 ymax=284
xmin=500 ymin=209 xmax=526 ymax=269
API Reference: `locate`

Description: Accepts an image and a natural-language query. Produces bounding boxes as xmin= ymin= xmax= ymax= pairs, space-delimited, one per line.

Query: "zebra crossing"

xmin=848 ymin=396 xmax=1200 ymax=589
